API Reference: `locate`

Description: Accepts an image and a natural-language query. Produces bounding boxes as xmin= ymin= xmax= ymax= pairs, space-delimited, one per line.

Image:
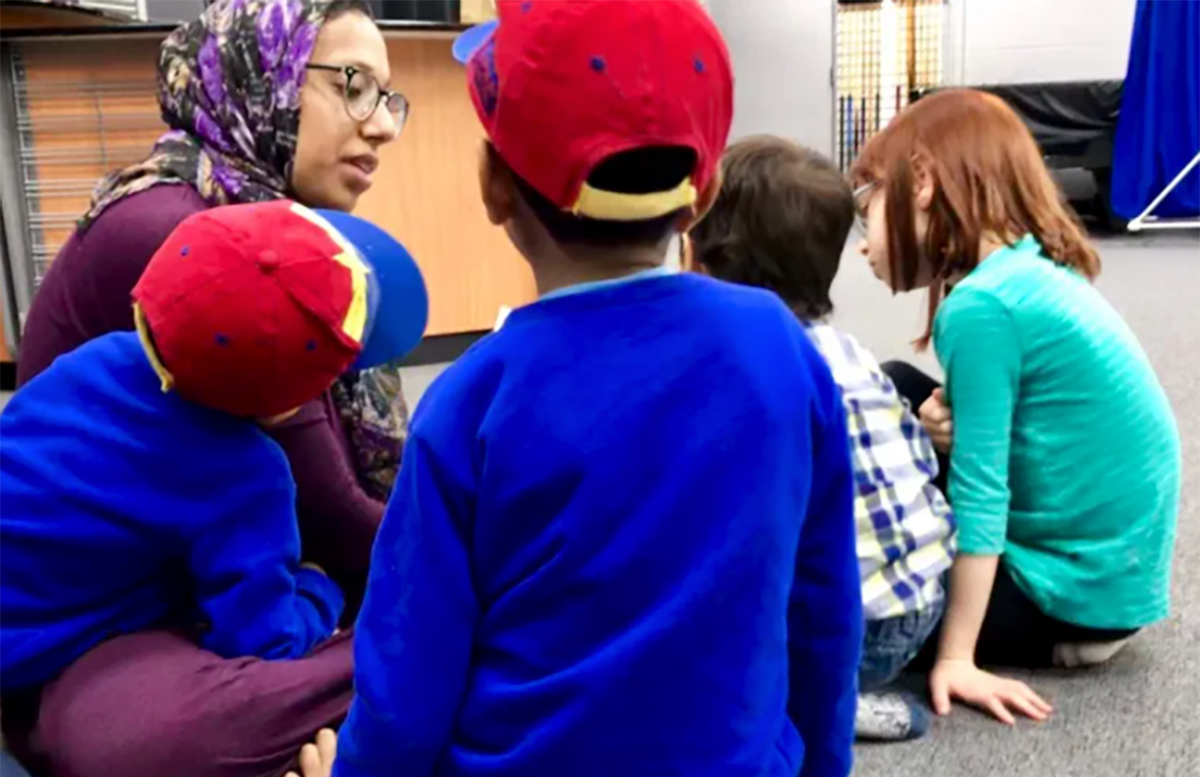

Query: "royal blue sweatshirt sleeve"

xmin=787 ymin=374 xmax=863 ymax=777
xmin=188 ymin=480 xmax=345 ymax=660
xmin=334 ymin=432 xmax=479 ymax=777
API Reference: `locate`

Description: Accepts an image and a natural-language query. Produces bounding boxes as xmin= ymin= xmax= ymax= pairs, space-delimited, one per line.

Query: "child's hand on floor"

xmin=286 ymin=728 xmax=337 ymax=777
xmin=919 ymin=388 xmax=953 ymax=453
xmin=930 ymin=658 xmax=1052 ymax=725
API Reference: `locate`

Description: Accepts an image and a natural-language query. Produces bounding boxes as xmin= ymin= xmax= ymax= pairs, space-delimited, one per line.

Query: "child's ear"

xmin=680 ymin=233 xmax=701 ymax=274
xmin=913 ymin=159 xmax=935 ymax=212
xmin=478 ymin=142 xmax=516 ymax=226
xmin=678 ymin=169 xmax=723 ymax=233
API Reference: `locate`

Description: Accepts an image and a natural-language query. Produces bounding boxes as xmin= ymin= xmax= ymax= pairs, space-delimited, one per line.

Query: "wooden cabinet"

xmin=0 ymin=2 xmax=128 ymax=30
xmin=354 ymin=35 xmax=535 ymax=336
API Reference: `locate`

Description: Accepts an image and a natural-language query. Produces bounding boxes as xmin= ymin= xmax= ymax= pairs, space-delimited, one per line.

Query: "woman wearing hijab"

xmin=3 ymin=2 xmax=406 ymax=776
xmin=18 ymin=0 xmax=406 ymax=620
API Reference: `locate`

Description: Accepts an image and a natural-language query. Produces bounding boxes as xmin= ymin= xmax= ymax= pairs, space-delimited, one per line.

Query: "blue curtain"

xmin=1111 ymin=0 xmax=1200 ymax=220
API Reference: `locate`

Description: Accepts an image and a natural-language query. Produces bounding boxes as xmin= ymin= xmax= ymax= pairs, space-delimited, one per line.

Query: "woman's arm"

xmin=264 ymin=392 xmax=386 ymax=621
xmin=17 ymin=186 xmax=207 ymax=386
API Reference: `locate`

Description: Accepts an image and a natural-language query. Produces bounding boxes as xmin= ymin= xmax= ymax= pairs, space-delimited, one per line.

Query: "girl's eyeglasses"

xmin=852 ymin=181 xmax=876 ymax=238
xmin=305 ymin=64 xmax=410 ymax=129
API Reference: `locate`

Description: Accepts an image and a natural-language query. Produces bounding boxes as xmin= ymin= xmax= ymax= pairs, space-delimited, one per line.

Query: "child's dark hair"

xmin=504 ymin=145 xmax=697 ymax=249
xmin=690 ymin=136 xmax=854 ymax=321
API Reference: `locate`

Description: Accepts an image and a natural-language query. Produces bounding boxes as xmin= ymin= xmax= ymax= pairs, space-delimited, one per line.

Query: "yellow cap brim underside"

xmin=569 ymin=178 xmax=697 ymax=222
xmin=134 ymin=302 xmax=175 ymax=393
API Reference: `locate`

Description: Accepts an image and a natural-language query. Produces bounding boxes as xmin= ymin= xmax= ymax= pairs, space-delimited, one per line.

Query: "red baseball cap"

xmin=132 ymin=201 xmax=428 ymax=418
xmin=457 ymin=0 xmax=734 ymax=222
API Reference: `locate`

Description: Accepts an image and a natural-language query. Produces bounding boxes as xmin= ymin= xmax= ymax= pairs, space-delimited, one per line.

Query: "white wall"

xmin=706 ymin=0 xmax=1135 ymax=152
xmin=949 ymin=0 xmax=1136 ymax=85
xmin=708 ymin=0 xmax=835 ymax=157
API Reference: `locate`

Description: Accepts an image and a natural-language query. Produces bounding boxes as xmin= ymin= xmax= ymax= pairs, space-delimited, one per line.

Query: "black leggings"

xmin=882 ymin=361 xmax=1138 ymax=669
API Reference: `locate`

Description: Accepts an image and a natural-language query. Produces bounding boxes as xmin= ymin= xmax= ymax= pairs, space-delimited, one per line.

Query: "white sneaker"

xmin=1052 ymin=637 xmax=1134 ymax=668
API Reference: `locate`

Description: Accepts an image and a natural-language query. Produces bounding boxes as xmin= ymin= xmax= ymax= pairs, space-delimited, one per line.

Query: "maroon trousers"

xmin=5 ymin=630 xmax=353 ymax=777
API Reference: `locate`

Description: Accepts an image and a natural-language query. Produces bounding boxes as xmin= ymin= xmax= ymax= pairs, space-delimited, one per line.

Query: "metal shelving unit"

xmin=834 ymin=0 xmax=947 ymax=173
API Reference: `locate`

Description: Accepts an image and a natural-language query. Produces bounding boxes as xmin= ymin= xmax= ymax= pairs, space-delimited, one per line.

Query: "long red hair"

xmin=852 ymin=89 xmax=1100 ymax=347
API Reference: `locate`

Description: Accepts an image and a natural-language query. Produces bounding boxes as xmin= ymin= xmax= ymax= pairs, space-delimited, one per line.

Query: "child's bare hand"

xmin=286 ymin=728 xmax=337 ymax=777
xmin=930 ymin=658 xmax=1052 ymax=725
xmin=919 ymin=388 xmax=953 ymax=453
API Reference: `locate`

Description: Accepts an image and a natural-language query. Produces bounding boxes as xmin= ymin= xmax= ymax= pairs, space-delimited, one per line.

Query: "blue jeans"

xmin=1 ymin=749 xmax=33 ymax=777
xmin=858 ymin=596 xmax=946 ymax=692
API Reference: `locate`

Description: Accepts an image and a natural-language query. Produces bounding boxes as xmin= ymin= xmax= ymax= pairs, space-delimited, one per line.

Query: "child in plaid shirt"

xmin=690 ymin=136 xmax=956 ymax=742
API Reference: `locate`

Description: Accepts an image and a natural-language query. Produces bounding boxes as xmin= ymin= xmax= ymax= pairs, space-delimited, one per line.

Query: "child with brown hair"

xmin=852 ymin=88 xmax=1180 ymax=725
xmin=690 ymin=136 xmax=955 ymax=742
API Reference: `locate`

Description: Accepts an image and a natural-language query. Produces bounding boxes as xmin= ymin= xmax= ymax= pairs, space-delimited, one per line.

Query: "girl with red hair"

xmin=853 ymin=89 xmax=1180 ymax=726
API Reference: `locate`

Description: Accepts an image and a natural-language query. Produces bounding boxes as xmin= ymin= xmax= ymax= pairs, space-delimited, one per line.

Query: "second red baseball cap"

xmin=132 ymin=201 xmax=428 ymax=418
xmin=457 ymin=0 xmax=734 ymax=222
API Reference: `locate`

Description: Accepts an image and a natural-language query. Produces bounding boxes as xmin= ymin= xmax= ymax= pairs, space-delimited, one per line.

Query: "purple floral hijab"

xmin=79 ymin=0 xmax=409 ymax=498
xmin=80 ymin=0 xmax=326 ymax=228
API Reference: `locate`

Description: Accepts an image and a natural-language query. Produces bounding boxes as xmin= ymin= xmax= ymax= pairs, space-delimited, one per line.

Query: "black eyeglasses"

xmin=852 ymin=181 xmax=876 ymax=238
xmin=305 ymin=64 xmax=410 ymax=128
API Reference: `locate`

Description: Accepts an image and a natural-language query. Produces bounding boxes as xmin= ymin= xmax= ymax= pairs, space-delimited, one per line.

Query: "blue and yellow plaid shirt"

xmin=804 ymin=323 xmax=957 ymax=620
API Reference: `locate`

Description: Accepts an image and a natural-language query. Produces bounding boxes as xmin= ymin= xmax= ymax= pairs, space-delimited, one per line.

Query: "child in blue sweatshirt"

xmin=331 ymin=3 xmax=863 ymax=777
xmin=0 ymin=201 xmax=426 ymax=774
